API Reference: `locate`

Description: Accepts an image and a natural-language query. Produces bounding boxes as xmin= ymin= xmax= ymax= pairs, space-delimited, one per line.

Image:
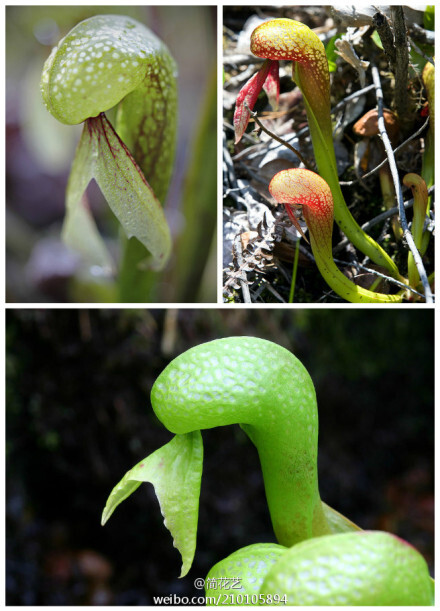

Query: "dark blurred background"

xmin=6 ymin=6 xmax=216 ymax=303
xmin=6 ymin=309 xmax=434 ymax=604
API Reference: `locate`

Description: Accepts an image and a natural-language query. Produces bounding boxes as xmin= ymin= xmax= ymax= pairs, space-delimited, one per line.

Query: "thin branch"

xmin=340 ymin=116 xmax=430 ymax=186
xmin=333 ymin=185 xmax=434 ymax=252
xmin=358 ymin=199 xmax=408 ymax=234
xmin=225 ymin=64 xmax=259 ymax=90
xmin=363 ymin=186 xmax=434 ymax=232
xmin=330 ymin=83 xmax=376 ymax=113
xmin=237 ymin=161 xmax=267 ymax=186
xmin=295 ymin=240 xmax=426 ymax=299
xmin=229 ymin=85 xmax=377 ymax=165
xmin=334 ymin=258 xmax=426 ymax=300
xmin=244 ymin=103 xmax=313 ymax=170
xmin=407 ymin=23 xmax=435 ymax=46
xmin=258 ymin=280 xmax=286 ymax=303
xmin=408 ymin=38 xmax=435 ymax=67
xmin=223 ymin=54 xmax=257 ymax=66
xmin=371 ymin=63 xmax=433 ymax=303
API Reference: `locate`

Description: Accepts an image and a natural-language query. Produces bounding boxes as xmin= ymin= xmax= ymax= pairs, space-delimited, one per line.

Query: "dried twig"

xmin=339 ymin=116 xmax=430 ymax=186
xmin=334 ymin=259 xmax=426 ymax=300
xmin=330 ymin=84 xmax=375 ymax=114
xmin=333 ymin=185 xmax=434 ymax=252
xmin=229 ymin=85 xmax=377 ymax=168
xmin=223 ymin=212 xmax=280 ymax=302
xmin=371 ymin=63 xmax=433 ymax=303
xmin=225 ymin=64 xmax=259 ymax=90
xmin=407 ymin=23 xmax=435 ymax=46
xmin=244 ymin=103 xmax=313 ymax=170
xmin=223 ymin=54 xmax=259 ymax=66
xmin=407 ymin=23 xmax=435 ymax=45
xmin=260 ymin=281 xmax=286 ymax=303
xmin=408 ymin=38 xmax=435 ymax=67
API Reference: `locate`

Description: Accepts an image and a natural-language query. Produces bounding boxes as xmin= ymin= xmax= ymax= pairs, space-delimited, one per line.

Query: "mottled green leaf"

xmin=40 ymin=15 xmax=165 ymax=125
xmin=115 ymin=51 xmax=177 ymax=203
xmin=41 ymin=14 xmax=177 ymax=283
xmin=101 ymin=431 xmax=203 ymax=577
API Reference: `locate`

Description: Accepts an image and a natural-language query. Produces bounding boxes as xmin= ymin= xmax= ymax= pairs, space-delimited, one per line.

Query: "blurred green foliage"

xmin=423 ymin=5 xmax=435 ymax=30
xmin=325 ymin=34 xmax=342 ymax=73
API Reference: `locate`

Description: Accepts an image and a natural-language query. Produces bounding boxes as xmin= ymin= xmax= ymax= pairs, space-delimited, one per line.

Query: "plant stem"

xmin=289 ymin=239 xmax=300 ymax=303
xmin=300 ymin=92 xmax=402 ymax=280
